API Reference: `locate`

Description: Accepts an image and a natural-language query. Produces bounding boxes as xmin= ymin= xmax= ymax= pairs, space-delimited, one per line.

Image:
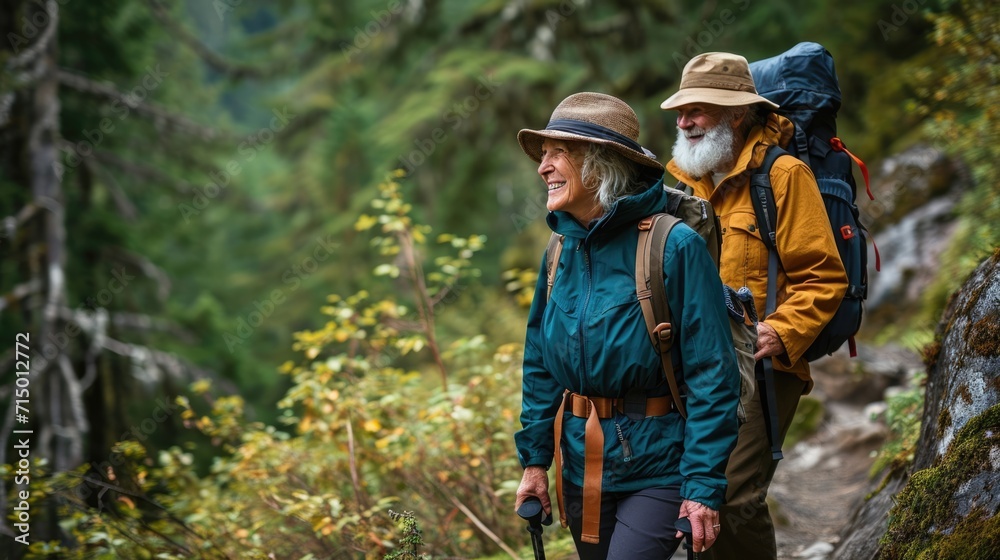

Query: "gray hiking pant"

xmin=564 ymin=481 xmax=684 ymax=560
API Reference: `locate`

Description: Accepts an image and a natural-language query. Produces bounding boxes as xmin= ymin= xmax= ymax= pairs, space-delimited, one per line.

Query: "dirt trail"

xmin=770 ymin=400 xmax=886 ymax=558
xmin=662 ymin=397 xmax=886 ymax=560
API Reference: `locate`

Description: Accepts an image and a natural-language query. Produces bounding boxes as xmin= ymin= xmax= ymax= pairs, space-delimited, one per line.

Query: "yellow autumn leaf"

xmin=312 ymin=516 xmax=332 ymax=532
xmin=363 ymin=419 xmax=381 ymax=432
xmin=459 ymin=529 xmax=474 ymax=540
xmin=306 ymin=347 xmax=320 ymax=359
xmin=355 ymin=214 xmax=378 ymax=231
xmin=190 ymin=379 xmax=212 ymax=394
xmin=469 ymin=458 xmax=481 ymax=468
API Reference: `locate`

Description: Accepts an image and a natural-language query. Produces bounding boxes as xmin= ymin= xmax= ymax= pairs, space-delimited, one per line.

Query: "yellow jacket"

xmin=666 ymin=114 xmax=848 ymax=384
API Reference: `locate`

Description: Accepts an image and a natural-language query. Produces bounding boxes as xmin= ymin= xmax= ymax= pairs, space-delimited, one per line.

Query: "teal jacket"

xmin=515 ymin=181 xmax=740 ymax=509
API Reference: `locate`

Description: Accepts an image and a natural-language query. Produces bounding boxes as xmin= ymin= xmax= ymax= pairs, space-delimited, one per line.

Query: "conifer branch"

xmin=144 ymin=0 xmax=284 ymax=80
xmin=56 ymin=69 xmax=223 ymax=141
xmin=91 ymin=150 xmax=195 ymax=195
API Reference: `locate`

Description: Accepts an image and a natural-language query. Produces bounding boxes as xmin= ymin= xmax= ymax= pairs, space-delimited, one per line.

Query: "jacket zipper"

xmin=579 ymin=244 xmax=592 ymax=392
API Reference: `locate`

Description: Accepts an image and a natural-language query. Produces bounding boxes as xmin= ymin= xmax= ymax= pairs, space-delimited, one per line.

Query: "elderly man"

xmin=660 ymin=52 xmax=848 ymax=559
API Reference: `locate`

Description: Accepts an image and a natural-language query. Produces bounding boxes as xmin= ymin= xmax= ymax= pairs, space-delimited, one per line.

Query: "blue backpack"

xmin=749 ymin=42 xmax=879 ymax=362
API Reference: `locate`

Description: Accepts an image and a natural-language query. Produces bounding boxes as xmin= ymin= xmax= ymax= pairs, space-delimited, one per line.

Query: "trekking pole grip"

xmin=517 ymin=496 xmax=552 ymax=530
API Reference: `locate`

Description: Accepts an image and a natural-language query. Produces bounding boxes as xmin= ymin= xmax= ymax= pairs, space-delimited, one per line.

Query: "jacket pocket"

xmin=592 ymin=292 xmax=638 ymax=319
xmin=547 ymin=284 xmax=578 ymax=316
xmin=722 ymin=212 xmax=768 ymax=292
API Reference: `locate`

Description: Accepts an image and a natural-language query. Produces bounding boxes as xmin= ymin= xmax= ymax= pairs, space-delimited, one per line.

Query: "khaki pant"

xmin=702 ymin=371 xmax=807 ymax=560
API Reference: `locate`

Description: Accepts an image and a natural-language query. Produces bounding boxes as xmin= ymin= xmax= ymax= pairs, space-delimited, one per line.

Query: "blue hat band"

xmin=545 ymin=119 xmax=643 ymax=154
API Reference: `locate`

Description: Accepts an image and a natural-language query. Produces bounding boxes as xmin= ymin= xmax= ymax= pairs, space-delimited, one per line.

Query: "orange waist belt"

xmin=553 ymin=391 xmax=674 ymax=544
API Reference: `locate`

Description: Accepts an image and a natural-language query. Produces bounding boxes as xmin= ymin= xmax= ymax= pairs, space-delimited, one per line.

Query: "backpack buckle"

xmin=638 ymin=217 xmax=654 ymax=231
xmin=621 ymin=389 xmax=648 ymax=422
xmin=840 ymin=225 xmax=855 ymax=240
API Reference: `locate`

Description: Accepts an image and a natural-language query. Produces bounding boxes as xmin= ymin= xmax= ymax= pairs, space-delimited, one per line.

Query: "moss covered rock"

xmin=833 ymin=250 xmax=1000 ymax=559
xmin=880 ymin=405 xmax=1000 ymax=559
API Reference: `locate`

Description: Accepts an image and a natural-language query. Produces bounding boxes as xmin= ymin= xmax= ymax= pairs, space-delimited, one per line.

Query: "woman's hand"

xmin=514 ymin=466 xmax=552 ymax=515
xmin=675 ymin=499 xmax=720 ymax=552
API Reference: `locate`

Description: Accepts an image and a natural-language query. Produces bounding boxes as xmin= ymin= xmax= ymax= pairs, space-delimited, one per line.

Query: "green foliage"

xmin=383 ymin=511 xmax=429 ymax=560
xmin=9 ymin=174 xmax=527 ymax=558
xmin=908 ymin=0 xmax=1000 ymax=316
xmin=784 ymin=395 xmax=825 ymax=448
xmin=868 ymin=372 xmax=925 ymax=486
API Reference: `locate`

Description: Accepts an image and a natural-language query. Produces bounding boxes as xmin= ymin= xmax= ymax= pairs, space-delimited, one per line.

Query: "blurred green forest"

xmin=0 ymin=0 xmax=997 ymax=557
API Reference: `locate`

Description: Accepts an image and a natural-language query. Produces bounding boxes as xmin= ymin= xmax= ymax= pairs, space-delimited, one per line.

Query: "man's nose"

xmin=677 ymin=113 xmax=693 ymax=129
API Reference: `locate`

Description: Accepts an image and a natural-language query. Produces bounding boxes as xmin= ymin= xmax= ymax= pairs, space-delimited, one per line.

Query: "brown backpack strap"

xmin=545 ymin=233 xmax=565 ymax=301
xmin=636 ymin=215 xmax=688 ymax=419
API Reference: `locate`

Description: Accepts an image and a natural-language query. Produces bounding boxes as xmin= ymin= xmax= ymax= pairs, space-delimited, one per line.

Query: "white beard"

xmin=671 ymin=120 xmax=738 ymax=179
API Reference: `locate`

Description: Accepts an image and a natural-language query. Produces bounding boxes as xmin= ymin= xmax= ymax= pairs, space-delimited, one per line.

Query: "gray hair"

xmin=580 ymin=143 xmax=647 ymax=211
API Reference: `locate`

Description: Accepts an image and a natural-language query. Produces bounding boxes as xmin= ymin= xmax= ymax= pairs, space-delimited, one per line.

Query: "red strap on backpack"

xmin=830 ymin=137 xmax=873 ymax=201
xmin=831 ymin=137 xmax=881 ymax=271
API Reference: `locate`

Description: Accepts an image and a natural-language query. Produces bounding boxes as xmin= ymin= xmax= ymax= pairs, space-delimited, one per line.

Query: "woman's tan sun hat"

xmin=518 ymin=92 xmax=663 ymax=171
xmin=660 ymin=52 xmax=780 ymax=110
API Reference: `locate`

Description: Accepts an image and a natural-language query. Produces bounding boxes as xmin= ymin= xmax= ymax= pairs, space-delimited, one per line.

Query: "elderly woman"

xmin=513 ymin=92 xmax=739 ymax=559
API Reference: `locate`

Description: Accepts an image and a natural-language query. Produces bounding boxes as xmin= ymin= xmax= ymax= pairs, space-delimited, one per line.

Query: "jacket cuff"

xmin=767 ymin=320 xmax=801 ymax=368
xmin=518 ymin=452 xmax=553 ymax=470
xmin=680 ymin=479 xmax=725 ymax=510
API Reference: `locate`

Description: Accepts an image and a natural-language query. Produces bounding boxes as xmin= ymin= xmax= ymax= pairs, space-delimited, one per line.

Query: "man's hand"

xmin=754 ymin=320 xmax=787 ymax=361
xmin=675 ymin=499 xmax=720 ymax=552
xmin=514 ymin=466 xmax=552 ymax=515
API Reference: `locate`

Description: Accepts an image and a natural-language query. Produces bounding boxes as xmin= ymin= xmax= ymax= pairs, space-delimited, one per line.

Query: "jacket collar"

xmin=547 ymin=179 xmax=667 ymax=241
xmin=666 ymin=113 xmax=793 ymax=199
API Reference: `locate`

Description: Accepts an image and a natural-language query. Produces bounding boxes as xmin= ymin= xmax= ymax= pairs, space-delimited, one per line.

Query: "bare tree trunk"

xmin=0 ymin=0 xmax=82 ymax=550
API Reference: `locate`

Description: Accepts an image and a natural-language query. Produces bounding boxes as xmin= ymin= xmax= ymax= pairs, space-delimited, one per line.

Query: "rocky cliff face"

xmin=862 ymin=146 xmax=967 ymax=321
xmin=832 ymin=250 xmax=1000 ymax=559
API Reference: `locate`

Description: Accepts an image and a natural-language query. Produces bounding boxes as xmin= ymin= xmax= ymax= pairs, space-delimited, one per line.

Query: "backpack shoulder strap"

xmin=749 ymin=145 xmax=788 ymax=254
xmin=673 ymin=181 xmax=695 ymax=196
xmin=545 ymin=233 xmax=565 ymax=301
xmin=636 ymin=214 xmax=687 ymax=419
xmin=748 ymin=145 xmax=789 ymax=464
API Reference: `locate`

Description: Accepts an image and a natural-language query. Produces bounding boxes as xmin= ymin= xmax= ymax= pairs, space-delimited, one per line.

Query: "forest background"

xmin=0 ymin=0 xmax=997 ymax=558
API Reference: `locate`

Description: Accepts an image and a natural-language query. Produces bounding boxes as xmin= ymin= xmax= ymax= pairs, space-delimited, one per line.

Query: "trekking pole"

xmin=675 ymin=517 xmax=698 ymax=560
xmin=516 ymin=497 xmax=551 ymax=560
